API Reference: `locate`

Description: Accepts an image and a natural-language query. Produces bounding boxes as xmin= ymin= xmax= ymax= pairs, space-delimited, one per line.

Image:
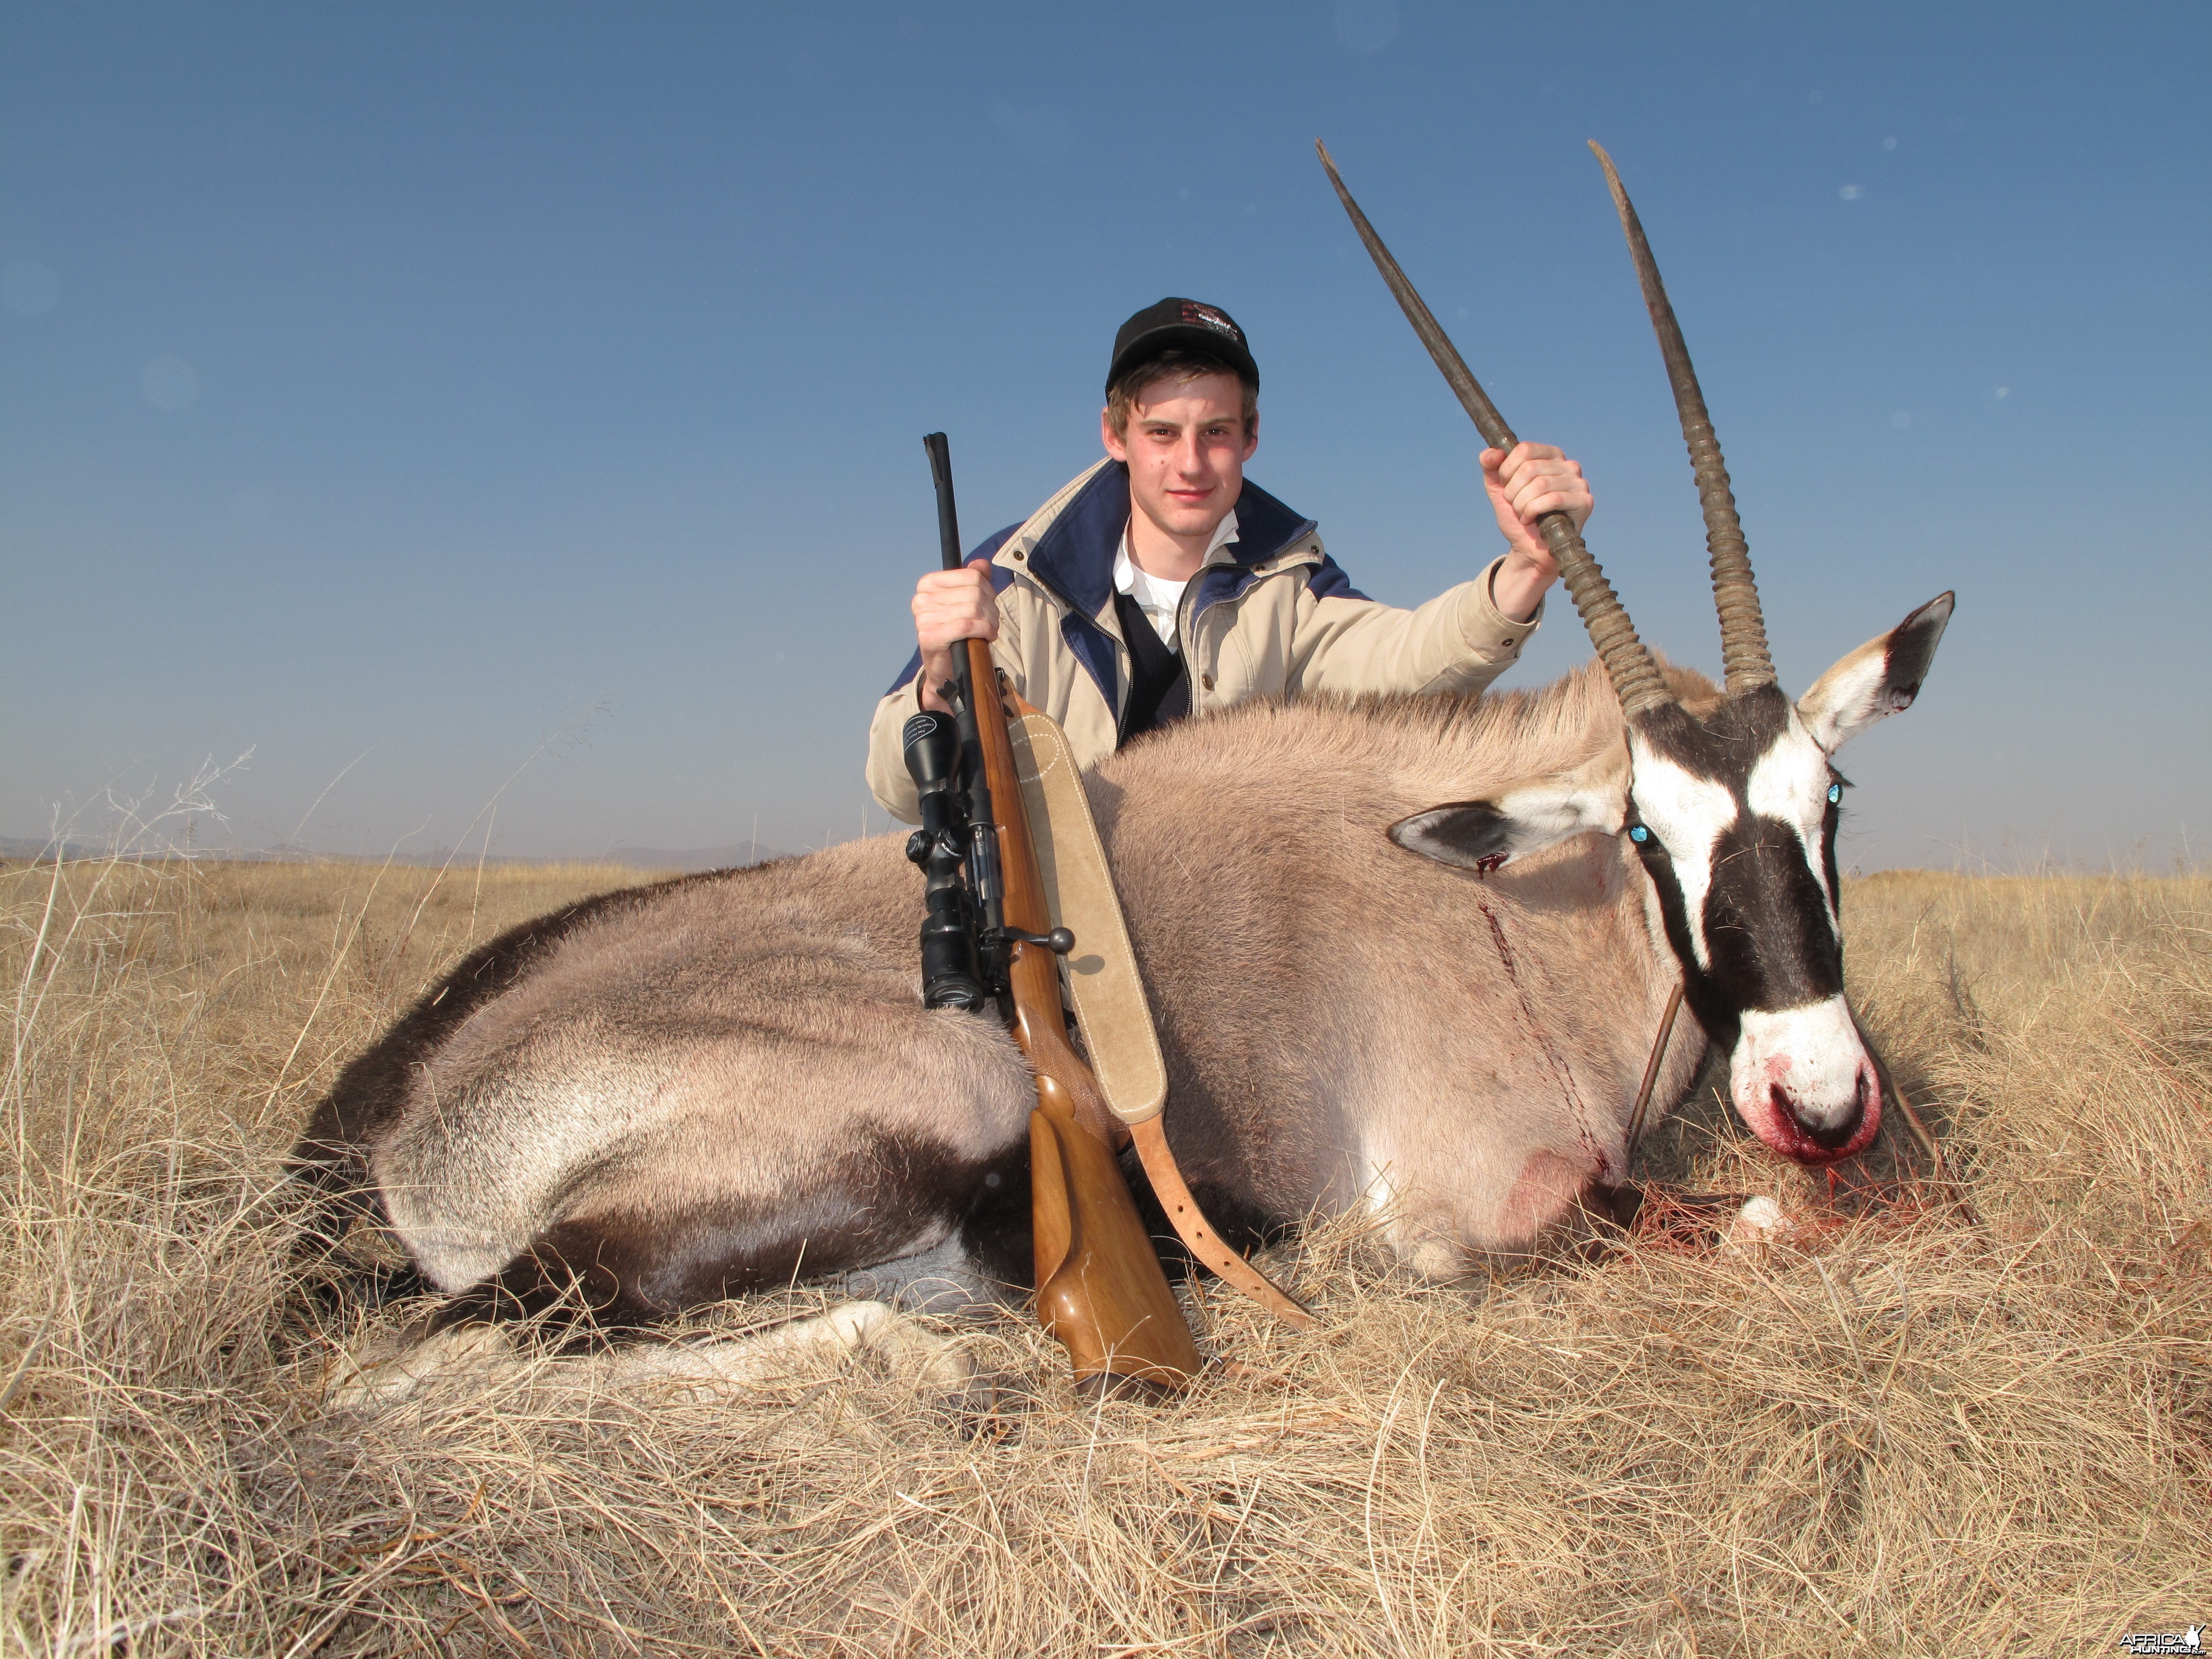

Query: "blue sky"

xmin=4 ymin=2 xmax=2205 ymax=870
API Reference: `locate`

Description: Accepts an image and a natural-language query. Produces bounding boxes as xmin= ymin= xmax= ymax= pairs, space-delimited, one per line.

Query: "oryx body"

xmin=306 ymin=666 xmax=1702 ymax=1320
xmin=299 ymin=616 xmax=1942 ymax=1336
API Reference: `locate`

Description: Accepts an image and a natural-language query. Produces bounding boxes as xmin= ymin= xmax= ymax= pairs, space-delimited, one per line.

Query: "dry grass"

xmin=1 ymin=852 xmax=2204 ymax=1655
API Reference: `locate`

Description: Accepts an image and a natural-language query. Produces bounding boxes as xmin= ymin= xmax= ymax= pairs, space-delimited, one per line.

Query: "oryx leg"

xmin=321 ymin=1299 xmax=988 ymax=1413
xmin=320 ymin=1125 xmax=1032 ymax=1413
xmin=1587 ymin=1183 xmax=1794 ymax=1252
xmin=324 ymin=1001 xmax=1039 ymax=1414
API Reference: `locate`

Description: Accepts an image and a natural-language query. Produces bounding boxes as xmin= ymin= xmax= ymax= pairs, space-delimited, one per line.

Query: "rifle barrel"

xmin=923 ymin=431 xmax=965 ymax=574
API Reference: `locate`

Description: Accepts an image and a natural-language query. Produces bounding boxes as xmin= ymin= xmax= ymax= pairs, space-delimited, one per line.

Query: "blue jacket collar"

xmin=1023 ymin=461 xmax=1317 ymax=621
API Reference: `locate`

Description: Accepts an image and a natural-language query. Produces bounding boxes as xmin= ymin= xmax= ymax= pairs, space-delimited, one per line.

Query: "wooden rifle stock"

xmin=960 ymin=640 xmax=1202 ymax=1397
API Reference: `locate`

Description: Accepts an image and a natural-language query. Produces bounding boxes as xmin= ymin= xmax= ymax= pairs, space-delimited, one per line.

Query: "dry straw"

xmin=2 ymin=850 xmax=2205 ymax=1655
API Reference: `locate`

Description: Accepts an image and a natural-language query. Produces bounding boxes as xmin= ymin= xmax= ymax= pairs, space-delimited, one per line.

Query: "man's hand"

xmin=912 ymin=556 xmax=998 ymax=714
xmin=1481 ymin=442 xmax=1593 ymax=625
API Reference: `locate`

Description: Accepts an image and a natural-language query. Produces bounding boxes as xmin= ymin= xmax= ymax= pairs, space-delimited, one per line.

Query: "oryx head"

xmin=1373 ymin=145 xmax=1953 ymax=1167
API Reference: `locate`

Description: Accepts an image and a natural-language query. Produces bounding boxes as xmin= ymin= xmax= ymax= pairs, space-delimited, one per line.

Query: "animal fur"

xmin=295 ymin=659 xmax=1708 ymax=1331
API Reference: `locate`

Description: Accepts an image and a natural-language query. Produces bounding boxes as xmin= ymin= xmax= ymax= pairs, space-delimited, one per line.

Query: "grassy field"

xmin=1 ymin=851 xmax=2204 ymax=1655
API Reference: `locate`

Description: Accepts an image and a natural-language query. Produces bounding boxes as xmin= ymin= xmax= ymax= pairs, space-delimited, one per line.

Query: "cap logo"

xmin=1179 ymin=301 xmax=1241 ymax=342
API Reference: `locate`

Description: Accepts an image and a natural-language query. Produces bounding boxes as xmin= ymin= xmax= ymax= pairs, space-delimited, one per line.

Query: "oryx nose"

xmin=1773 ymin=1068 xmax=1871 ymax=1151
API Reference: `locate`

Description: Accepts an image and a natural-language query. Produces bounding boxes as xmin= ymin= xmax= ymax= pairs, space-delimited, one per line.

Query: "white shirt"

xmin=1113 ymin=509 xmax=1239 ymax=655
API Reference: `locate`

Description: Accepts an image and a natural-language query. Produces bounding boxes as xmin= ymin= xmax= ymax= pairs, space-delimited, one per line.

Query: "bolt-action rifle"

xmin=903 ymin=432 xmax=1201 ymax=1398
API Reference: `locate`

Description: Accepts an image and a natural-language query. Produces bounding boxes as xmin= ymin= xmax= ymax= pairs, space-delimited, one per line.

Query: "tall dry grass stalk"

xmin=1 ymin=854 xmax=2203 ymax=1655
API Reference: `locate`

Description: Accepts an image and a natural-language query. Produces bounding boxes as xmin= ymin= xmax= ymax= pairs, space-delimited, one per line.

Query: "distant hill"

xmin=598 ymin=844 xmax=797 ymax=873
xmin=0 ymin=835 xmax=795 ymax=871
xmin=0 ymin=835 xmax=104 ymax=862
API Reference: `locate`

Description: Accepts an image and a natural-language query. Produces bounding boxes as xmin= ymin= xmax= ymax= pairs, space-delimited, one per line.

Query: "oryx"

xmin=293 ymin=149 xmax=1950 ymax=1399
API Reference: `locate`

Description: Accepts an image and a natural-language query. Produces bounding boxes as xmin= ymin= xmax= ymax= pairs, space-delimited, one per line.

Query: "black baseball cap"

xmin=1105 ymin=298 xmax=1259 ymax=396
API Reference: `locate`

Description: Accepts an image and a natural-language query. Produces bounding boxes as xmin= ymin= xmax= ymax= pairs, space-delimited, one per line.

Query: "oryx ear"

xmin=1796 ymin=592 xmax=1954 ymax=754
xmin=1389 ymin=745 xmax=1629 ymax=874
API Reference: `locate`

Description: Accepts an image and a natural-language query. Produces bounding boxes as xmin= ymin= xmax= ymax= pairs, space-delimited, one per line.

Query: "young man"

xmin=865 ymin=297 xmax=1592 ymax=822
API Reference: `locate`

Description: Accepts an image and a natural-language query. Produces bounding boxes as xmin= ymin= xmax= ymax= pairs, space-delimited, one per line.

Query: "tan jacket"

xmin=866 ymin=459 xmax=1544 ymax=822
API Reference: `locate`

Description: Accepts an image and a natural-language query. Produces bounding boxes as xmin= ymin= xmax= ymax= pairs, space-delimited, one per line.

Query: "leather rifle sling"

xmin=1005 ymin=701 xmax=1314 ymax=1330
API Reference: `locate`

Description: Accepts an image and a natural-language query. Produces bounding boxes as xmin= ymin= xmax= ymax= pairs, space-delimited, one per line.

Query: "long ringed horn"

xmin=1588 ymin=141 xmax=1775 ymax=695
xmin=1316 ymin=139 xmax=1672 ymax=718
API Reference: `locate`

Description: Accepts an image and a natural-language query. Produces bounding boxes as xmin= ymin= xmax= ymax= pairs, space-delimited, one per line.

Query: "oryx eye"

xmin=1628 ymin=824 xmax=1651 ymax=845
xmin=1826 ymin=783 xmax=1843 ymax=805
